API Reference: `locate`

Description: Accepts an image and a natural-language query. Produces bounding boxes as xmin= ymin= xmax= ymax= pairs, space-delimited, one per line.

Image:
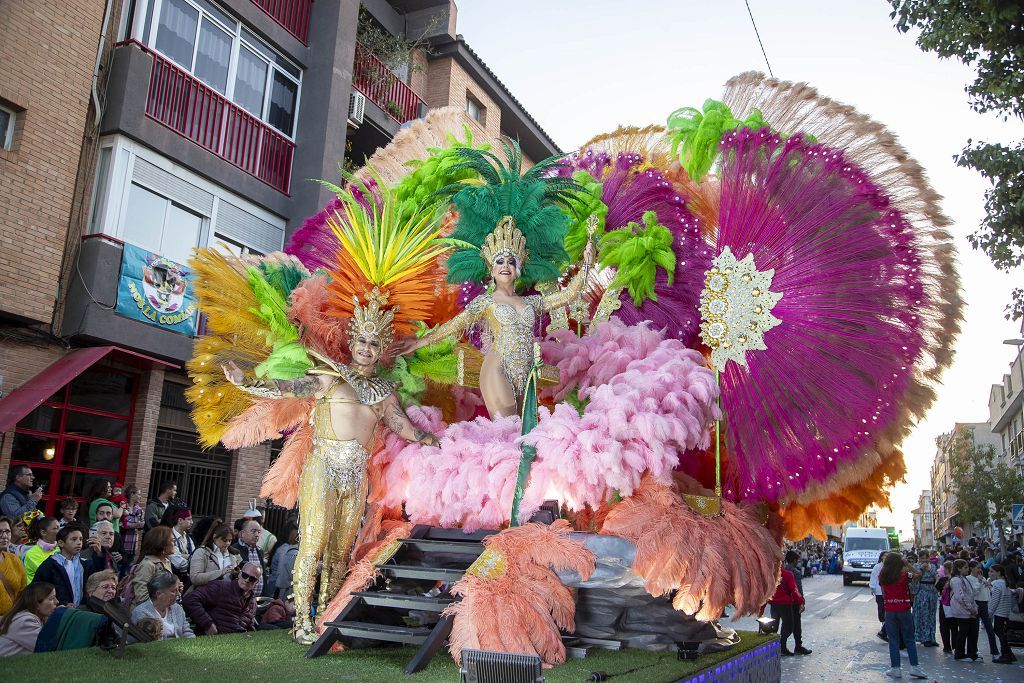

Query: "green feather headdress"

xmin=437 ymin=139 xmax=586 ymax=287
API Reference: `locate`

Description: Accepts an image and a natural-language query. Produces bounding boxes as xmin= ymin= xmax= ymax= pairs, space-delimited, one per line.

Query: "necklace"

xmin=337 ymin=364 xmax=395 ymax=405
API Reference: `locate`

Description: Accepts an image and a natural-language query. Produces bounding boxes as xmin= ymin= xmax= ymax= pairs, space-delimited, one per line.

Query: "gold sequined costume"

xmin=428 ymin=270 xmax=587 ymax=400
xmin=239 ymin=372 xmax=394 ymax=644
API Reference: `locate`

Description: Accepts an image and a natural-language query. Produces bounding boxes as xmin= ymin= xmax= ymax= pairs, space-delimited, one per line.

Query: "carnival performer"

xmin=396 ymin=143 xmax=594 ymax=418
xmin=222 ymin=290 xmax=438 ymax=644
xmin=188 ymin=175 xmax=453 ymax=643
xmin=401 ymin=216 xmax=594 ymax=417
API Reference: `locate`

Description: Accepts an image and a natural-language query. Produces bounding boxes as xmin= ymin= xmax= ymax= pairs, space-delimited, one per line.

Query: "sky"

xmin=454 ymin=0 xmax=1024 ymax=535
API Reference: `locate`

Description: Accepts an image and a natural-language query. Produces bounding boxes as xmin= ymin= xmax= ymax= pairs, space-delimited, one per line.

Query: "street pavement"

xmin=728 ymin=573 xmax=1024 ymax=682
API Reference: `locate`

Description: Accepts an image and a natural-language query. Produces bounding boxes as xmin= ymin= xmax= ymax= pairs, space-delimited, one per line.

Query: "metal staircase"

xmin=306 ymin=525 xmax=491 ymax=674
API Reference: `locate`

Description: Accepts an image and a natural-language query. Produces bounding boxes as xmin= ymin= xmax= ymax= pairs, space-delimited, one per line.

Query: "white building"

xmin=911 ymin=490 xmax=933 ymax=548
xmin=930 ymin=422 xmax=1002 ymax=543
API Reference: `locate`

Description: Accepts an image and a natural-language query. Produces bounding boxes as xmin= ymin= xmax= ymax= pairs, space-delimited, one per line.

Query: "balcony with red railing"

xmin=352 ymin=43 xmax=426 ymax=124
xmin=249 ymin=0 xmax=312 ymax=45
xmin=133 ymin=42 xmax=294 ymax=194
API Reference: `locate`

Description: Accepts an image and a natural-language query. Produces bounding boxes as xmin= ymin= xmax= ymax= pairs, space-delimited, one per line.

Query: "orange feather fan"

xmin=443 ymin=520 xmax=596 ymax=666
xmin=776 ymin=447 xmax=907 ymax=540
xmin=600 ymin=474 xmax=782 ymax=622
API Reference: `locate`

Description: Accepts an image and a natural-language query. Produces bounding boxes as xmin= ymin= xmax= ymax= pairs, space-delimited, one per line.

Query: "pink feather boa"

xmin=376 ymin=320 xmax=719 ymax=530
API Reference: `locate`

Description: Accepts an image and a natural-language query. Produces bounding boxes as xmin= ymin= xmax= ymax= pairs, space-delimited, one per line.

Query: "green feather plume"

xmin=437 ymin=139 xmax=586 ymax=287
xmin=246 ymin=266 xmax=312 ymax=379
xmin=666 ymin=99 xmax=767 ymax=182
xmin=598 ymin=211 xmax=676 ymax=306
xmin=563 ymin=170 xmax=608 ymax=262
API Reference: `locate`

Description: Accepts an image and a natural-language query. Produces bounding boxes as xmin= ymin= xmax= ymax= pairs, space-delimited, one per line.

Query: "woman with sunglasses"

xmin=182 ymin=561 xmax=262 ymax=636
xmin=130 ymin=571 xmax=193 ymax=640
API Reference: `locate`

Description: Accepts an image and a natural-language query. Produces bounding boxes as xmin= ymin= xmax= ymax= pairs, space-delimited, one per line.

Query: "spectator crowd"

xmin=0 ymin=465 xmax=298 ymax=657
xmin=768 ymin=532 xmax=1024 ymax=680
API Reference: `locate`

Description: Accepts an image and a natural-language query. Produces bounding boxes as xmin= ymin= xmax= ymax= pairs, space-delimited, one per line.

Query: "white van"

xmin=842 ymin=527 xmax=891 ymax=586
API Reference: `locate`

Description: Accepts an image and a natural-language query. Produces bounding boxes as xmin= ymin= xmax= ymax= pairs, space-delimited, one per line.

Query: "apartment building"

xmin=0 ymin=0 xmax=559 ymax=521
xmin=929 ymin=422 xmax=1002 ymax=543
xmin=911 ymin=489 xmax=933 ymax=549
xmin=988 ymin=329 xmax=1024 ymax=478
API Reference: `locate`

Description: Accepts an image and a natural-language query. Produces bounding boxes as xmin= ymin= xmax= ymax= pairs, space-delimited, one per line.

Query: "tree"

xmin=890 ymin=1 xmax=1024 ymax=319
xmin=946 ymin=428 xmax=1024 ymax=549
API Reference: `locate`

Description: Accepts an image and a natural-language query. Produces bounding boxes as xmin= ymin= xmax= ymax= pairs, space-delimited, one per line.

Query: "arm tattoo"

xmin=384 ymin=404 xmax=406 ymax=435
xmin=273 ymin=376 xmax=321 ymax=397
xmin=412 ymin=428 xmax=427 ymax=441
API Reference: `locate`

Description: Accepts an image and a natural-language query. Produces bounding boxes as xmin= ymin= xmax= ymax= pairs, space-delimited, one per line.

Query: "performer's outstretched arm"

xmin=403 ymin=297 xmax=484 ymax=354
xmin=381 ymin=394 xmax=439 ymax=446
xmin=539 ymin=240 xmax=596 ymax=311
xmin=222 ymin=361 xmax=328 ymax=398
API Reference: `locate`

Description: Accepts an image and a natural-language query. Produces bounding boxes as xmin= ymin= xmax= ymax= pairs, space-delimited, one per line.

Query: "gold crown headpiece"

xmin=349 ymin=287 xmax=396 ymax=351
xmin=480 ymin=216 xmax=528 ymax=268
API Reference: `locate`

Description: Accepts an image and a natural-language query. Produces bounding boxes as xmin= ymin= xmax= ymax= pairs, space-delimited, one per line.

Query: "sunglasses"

xmin=240 ymin=572 xmax=259 ymax=583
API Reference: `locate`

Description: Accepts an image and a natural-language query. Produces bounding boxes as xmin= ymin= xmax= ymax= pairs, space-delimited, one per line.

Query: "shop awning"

xmin=0 ymin=346 xmax=176 ymax=432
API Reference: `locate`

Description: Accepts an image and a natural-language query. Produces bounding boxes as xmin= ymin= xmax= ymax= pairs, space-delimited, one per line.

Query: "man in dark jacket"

xmin=0 ymin=465 xmax=43 ymax=518
xmin=233 ymin=519 xmax=265 ymax=596
xmin=183 ymin=561 xmax=261 ymax=635
xmin=144 ymin=481 xmax=177 ymax=530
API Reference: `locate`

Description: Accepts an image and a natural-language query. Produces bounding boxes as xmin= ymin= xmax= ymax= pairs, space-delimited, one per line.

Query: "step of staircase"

xmin=378 ymin=564 xmax=467 ymax=582
xmin=397 ymin=538 xmax=486 ymax=555
xmin=351 ymin=590 xmax=455 ymax=611
xmin=307 ymin=525 xmax=494 ymax=673
xmin=330 ymin=621 xmax=431 ymax=645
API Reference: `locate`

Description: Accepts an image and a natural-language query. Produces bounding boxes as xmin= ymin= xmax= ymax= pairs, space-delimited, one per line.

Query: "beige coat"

xmin=188 ymin=546 xmax=240 ymax=589
xmin=131 ymin=555 xmax=173 ymax=608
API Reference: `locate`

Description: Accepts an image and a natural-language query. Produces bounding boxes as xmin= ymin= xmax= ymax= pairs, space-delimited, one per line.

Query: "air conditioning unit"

xmin=348 ymin=92 xmax=366 ymax=127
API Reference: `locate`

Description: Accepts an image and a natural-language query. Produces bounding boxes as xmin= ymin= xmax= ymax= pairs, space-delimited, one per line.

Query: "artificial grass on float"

xmin=4 ymin=628 xmax=776 ymax=682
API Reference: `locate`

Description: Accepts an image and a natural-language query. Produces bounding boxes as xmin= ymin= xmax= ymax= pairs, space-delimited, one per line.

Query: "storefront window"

xmin=8 ymin=366 xmax=137 ymax=516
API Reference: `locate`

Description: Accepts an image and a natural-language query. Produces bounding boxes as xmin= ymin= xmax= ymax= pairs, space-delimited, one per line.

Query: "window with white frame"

xmin=0 ymin=104 xmax=15 ymax=150
xmin=122 ymin=182 xmax=205 ymax=265
xmin=142 ymin=0 xmax=301 ymax=138
xmin=90 ymin=135 xmax=286 ymax=258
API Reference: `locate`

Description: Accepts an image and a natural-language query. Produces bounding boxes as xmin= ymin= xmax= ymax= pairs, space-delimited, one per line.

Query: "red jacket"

xmin=769 ymin=568 xmax=805 ymax=606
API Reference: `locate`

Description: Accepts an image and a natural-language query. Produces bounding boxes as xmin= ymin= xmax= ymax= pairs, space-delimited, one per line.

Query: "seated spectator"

xmin=127 ymin=526 xmax=175 ymax=608
xmin=131 ymin=572 xmax=194 ymax=639
xmin=23 ymin=516 xmax=59 ymax=582
xmin=9 ymin=515 xmax=32 ymax=560
xmin=32 ymin=522 xmax=91 ymax=607
xmin=0 ymin=517 xmax=27 ymax=615
xmin=183 ymin=561 xmax=261 ymax=635
xmin=57 ymin=498 xmax=78 ymax=529
xmin=83 ymin=570 xmax=118 ymax=608
xmin=0 ymin=582 xmax=57 ymax=656
xmin=169 ymin=508 xmax=195 ymax=587
xmin=82 ymin=520 xmax=122 ymax=578
xmin=189 ymin=520 xmax=240 ymax=590
xmin=269 ymin=524 xmax=298 ymax=599
xmin=233 ymin=519 xmax=265 ymax=596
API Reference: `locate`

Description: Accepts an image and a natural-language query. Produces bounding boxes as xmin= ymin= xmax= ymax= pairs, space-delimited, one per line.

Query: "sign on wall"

xmin=116 ymin=243 xmax=198 ymax=335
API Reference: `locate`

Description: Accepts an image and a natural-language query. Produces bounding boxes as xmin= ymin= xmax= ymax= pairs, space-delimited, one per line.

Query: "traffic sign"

xmin=1013 ymin=503 xmax=1024 ymax=527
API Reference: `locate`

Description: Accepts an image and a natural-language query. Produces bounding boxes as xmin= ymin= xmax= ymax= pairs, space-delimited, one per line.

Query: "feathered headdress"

xmin=439 ymin=139 xmax=586 ymax=286
xmin=322 ymin=181 xmax=451 ymax=352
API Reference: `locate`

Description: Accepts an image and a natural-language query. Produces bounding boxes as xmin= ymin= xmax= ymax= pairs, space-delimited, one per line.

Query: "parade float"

xmin=186 ymin=72 xmax=961 ymax=681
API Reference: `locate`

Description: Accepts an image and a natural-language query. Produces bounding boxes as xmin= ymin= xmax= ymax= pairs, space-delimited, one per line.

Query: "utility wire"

xmin=744 ymin=0 xmax=775 ymax=78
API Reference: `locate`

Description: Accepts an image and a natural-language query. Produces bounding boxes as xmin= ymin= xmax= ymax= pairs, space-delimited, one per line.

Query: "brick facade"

xmin=227 ymin=444 xmax=272 ymax=519
xmin=0 ymin=0 xmax=106 ymax=324
xmin=422 ymin=55 xmax=535 ymax=167
xmin=124 ymin=365 xmax=166 ymax=499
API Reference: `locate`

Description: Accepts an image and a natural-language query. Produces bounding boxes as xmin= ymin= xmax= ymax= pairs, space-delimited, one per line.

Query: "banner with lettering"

xmin=116 ymin=243 xmax=198 ymax=335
